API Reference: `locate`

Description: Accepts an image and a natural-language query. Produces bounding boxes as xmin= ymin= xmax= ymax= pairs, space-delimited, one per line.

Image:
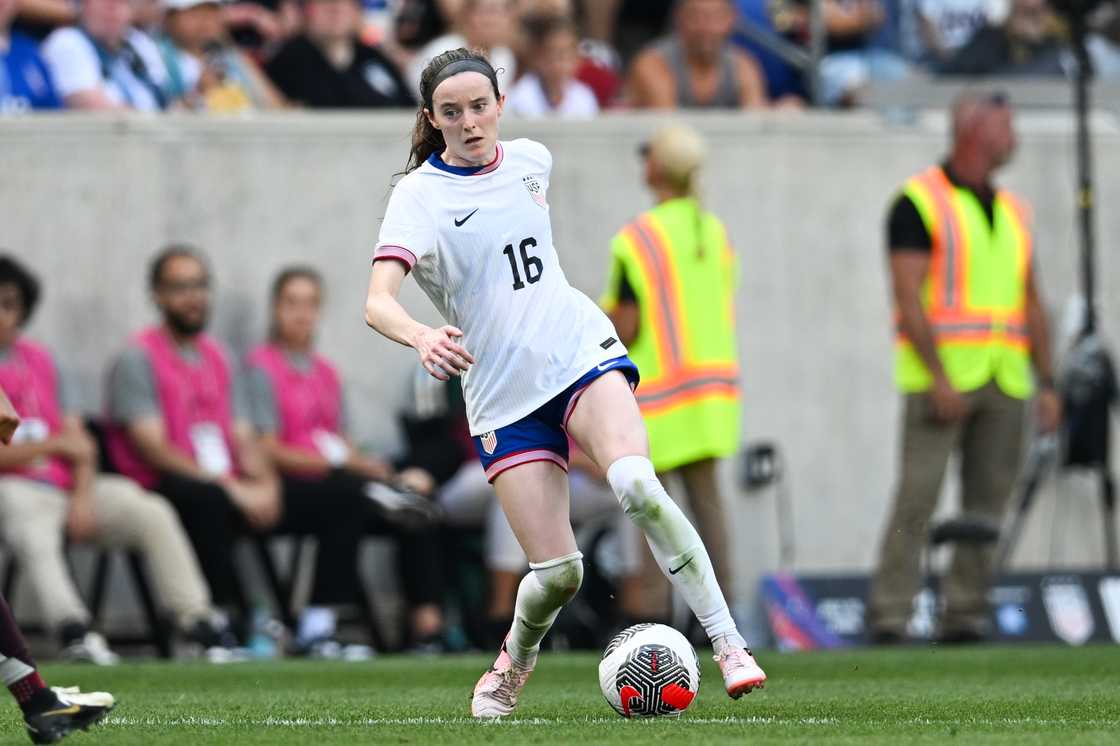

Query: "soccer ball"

xmin=599 ymin=623 xmax=700 ymax=718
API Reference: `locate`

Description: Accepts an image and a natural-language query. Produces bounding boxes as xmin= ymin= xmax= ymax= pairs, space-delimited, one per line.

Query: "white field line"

xmin=103 ymin=716 xmax=837 ymax=728
xmin=101 ymin=715 xmax=1119 ymax=729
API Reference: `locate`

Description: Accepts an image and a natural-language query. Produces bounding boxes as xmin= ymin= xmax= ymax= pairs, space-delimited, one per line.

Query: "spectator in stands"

xmin=266 ymin=0 xmax=413 ymax=108
xmin=223 ymin=0 xmax=301 ymax=56
xmin=159 ymin=0 xmax=285 ymax=111
xmin=0 ymin=255 xmax=237 ymax=664
xmin=508 ymin=14 xmax=597 ymax=118
xmin=939 ymin=0 xmax=1065 ymax=76
xmin=105 ymin=246 xmax=371 ymax=657
xmin=773 ymin=0 xmax=909 ymax=106
xmin=627 ymin=0 xmax=768 ymax=109
xmin=732 ymin=0 xmax=805 ymax=100
xmin=392 ymin=0 xmax=458 ymax=54
xmin=514 ymin=0 xmax=624 ymax=109
xmin=580 ymin=0 xmax=673 ymax=64
xmin=11 ymin=0 xmax=77 ymax=39
xmin=911 ymin=0 xmax=990 ymax=64
xmin=1 ymin=0 xmax=61 ymax=112
xmin=246 ymin=267 xmax=447 ymax=650
xmin=41 ymin=0 xmax=172 ymax=110
xmin=406 ymin=0 xmax=517 ymax=96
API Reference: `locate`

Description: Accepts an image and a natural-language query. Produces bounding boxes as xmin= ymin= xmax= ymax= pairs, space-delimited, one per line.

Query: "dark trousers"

xmin=158 ymin=472 xmax=367 ymax=609
xmin=158 ymin=474 xmax=247 ymax=609
xmin=325 ymin=469 xmax=444 ymax=608
xmin=869 ymin=382 xmax=1026 ymax=636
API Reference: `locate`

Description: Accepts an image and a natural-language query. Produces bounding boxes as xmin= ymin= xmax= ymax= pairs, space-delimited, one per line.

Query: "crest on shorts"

xmin=523 ymin=175 xmax=547 ymax=208
xmin=481 ymin=430 xmax=498 ymax=455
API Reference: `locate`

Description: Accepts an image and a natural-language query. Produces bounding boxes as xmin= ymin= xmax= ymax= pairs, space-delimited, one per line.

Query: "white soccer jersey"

xmin=374 ymin=138 xmax=625 ymax=435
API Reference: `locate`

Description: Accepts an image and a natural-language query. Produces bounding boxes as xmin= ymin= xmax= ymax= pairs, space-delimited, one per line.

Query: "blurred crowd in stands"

xmin=3 ymin=0 xmax=1120 ymax=115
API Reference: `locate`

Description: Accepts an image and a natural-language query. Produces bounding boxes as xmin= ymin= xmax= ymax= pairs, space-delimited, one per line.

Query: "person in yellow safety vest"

xmin=869 ymin=91 xmax=1062 ymax=645
xmin=601 ymin=124 xmax=741 ymax=622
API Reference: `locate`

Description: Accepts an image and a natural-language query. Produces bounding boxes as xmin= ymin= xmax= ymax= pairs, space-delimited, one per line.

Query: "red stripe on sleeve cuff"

xmin=373 ymin=245 xmax=418 ymax=269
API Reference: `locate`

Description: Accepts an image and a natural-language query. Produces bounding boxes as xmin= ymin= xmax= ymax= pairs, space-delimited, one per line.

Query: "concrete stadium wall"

xmin=2 ymin=111 xmax=1119 ymax=634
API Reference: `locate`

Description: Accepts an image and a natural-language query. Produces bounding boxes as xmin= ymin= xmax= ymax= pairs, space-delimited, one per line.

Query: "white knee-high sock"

xmin=607 ymin=455 xmax=745 ymax=648
xmin=505 ymin=551 xmax=584 ymax=666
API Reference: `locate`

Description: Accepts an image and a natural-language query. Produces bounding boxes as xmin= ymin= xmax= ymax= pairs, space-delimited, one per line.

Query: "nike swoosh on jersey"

xmin=454 ymin=208 xmax=480 ymax=227
xmin=596 ymin=360 xmax=619 ymax=372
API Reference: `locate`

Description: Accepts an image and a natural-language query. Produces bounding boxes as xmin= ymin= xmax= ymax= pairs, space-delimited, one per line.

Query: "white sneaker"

xmin=60 ymin=632 xmax=120 ymax=666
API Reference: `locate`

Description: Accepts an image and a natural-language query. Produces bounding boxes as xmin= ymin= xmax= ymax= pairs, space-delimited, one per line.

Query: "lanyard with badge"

xmin=175 ymin=347 xmax=234 ymax=477
xmin=5 ymin=349 xmax=53 ymax=471
xmin=287 ymin=356 xmax=350 ymax=467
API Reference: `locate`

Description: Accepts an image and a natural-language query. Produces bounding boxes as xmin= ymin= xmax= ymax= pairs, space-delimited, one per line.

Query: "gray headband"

xmin=425 ymin=58 xmax=500 ymax=109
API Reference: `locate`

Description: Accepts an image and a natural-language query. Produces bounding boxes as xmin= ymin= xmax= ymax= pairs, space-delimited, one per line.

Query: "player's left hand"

xmin=1036 ymin=387 xmax=1062 ymax=434
xmin=414 ymin=325 xmax=475 ymax=381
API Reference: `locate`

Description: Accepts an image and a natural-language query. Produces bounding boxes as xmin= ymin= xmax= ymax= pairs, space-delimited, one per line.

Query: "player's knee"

xmin=614 ymin=475 xmax=666 ymax=526
xmin=606 ymin=456 xmax=666 ymax=526
xmin=531 ymin=554 xmax=584 ymax=605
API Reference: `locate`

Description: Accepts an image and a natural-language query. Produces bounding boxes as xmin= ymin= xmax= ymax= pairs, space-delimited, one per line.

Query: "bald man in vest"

xmin=869 ymin=92 xmax=1062 ymax=644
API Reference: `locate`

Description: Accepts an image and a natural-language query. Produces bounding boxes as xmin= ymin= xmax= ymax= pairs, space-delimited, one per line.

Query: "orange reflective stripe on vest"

xmin=626 ymin=214 xmax=739 ymax=410
xmin=623 ymin=217 xmax=683 ymax=373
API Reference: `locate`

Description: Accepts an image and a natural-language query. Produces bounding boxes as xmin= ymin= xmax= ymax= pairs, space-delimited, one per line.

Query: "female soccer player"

xmin=365 ymin=48 xmax=767 ymax=718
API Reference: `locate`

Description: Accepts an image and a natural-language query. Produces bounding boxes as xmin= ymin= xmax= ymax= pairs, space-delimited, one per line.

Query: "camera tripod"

xmin=995 ymin=5 xmax=1119 ymax=571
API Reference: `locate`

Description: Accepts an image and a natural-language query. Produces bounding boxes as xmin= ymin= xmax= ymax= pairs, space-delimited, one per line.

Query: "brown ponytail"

xmin=404 ymin=48 xmax=501 ymax=175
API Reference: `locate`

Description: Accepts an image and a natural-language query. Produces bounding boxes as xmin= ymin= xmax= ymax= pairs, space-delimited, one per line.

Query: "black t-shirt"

xmin=265 ymin=36 xmax=415 ymax=108
xmin=886 ymin=163 xmax=996 ymax=254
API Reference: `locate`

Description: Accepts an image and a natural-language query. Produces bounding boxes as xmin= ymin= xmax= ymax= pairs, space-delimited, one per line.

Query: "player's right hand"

xmin=415 ymin=325 xmax=475 ymax=381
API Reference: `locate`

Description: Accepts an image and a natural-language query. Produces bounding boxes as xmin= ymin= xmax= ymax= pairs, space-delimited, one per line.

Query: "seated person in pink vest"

xmin=106 ymin=246 xmax=371 ymax=656
xmin=246 ymin=267 xmax=446 ymax=650
xmin=0 ymin=255 xmax=234 ymax=664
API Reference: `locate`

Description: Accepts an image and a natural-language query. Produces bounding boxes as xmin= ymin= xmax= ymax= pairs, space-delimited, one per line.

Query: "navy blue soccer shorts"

xmin=472 ymin=355 xmax=640 ymax=482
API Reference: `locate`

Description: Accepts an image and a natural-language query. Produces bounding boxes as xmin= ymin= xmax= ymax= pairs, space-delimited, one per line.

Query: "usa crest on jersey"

xmin=480 ymin=430 xmax=498 ymax=455
xmin=523 ymin=175 xmax=547 ymax=208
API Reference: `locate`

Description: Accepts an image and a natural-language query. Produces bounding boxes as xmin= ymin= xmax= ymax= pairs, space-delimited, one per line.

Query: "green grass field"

xmin=4 ymin=645 xmax=1118 ymax=745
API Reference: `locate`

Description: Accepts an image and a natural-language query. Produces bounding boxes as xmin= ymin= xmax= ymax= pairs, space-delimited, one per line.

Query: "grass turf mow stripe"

xmin=1 ymin=644 xmax=1114 ymax=744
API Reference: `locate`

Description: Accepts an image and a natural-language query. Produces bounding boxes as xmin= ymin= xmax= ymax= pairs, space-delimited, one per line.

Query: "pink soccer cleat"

xmin=715 ymin=645 xmax=767 ymax=699
xmin=471 ymin=640 xmax=535 ymax=719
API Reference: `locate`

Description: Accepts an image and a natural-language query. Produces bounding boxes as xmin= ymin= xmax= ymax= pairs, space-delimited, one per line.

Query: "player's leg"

xmin=473 ymin=461 xmax=582 ymax=717
xmin=566 ymin=371 xmax=766 ymax=697
xmin=0 ymin=592 xmax=114 ymax=743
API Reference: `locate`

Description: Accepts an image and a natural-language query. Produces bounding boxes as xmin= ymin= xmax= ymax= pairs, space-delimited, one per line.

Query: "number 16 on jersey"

xmin=502 ymin=237 xmax=542 ymax=290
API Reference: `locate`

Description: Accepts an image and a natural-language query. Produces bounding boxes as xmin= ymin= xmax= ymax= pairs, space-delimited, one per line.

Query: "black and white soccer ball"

xmin=599 ymin=623 xmax=700 ymax=718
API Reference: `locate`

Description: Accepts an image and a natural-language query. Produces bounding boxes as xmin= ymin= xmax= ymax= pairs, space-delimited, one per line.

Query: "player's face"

xmin=427 ymin=72 xmax=505 ymax=167
xmin=273 ymin=276 xmax=321 ymax=348
xmin=0 ymin=284 xmax=23 ymax=348
xmin=154 ymin=255 xmax=211 ymax=337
